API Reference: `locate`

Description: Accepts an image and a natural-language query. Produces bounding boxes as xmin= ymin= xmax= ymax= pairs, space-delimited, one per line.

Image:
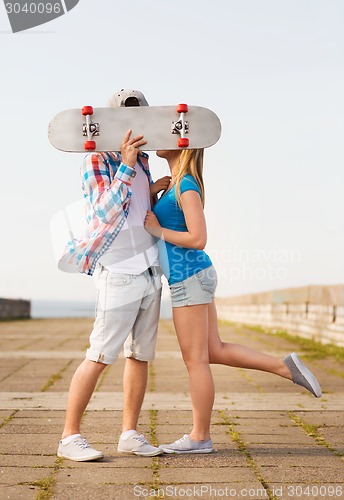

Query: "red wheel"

xmin=176 ymin=103 xmax=188 ymax=113
xmin=82 ymin=106 xmax=93 ymax=116
xmin=178 ymin=138 xmax=189 ymax=148
xmin=84 ymin=140 xmax=96 ymax=151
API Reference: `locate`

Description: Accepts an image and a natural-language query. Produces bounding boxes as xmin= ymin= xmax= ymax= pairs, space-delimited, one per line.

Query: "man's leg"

xmin=62 ymin=359 xmax=107 ymax=438
xmin=117 ymin=271 xmax=163 ymax=456
xmin=121 ymin=271 xmax=161 ymax=433
xmin=122 ymin=358 xmax=148 ymax=432
xmin=57 ymin=359 xmax=106 ymax=461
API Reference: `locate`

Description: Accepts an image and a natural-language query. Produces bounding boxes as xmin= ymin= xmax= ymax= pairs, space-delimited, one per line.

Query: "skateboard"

xmin=48 ymin=104 xmax=221 ymax=152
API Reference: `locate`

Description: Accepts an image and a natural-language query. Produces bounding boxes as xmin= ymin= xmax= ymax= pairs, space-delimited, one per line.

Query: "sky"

xmin=0 ymin=0 xmax=343 ymax=304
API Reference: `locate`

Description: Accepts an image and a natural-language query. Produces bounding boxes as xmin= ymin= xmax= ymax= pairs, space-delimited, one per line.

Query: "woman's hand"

xmin=120 ymin=130 xmax=147 ymax=168
xmin=150 ymin=176 xmax=171 ymax=196
xmin=144 ymin=210 xmax=163 ymax=238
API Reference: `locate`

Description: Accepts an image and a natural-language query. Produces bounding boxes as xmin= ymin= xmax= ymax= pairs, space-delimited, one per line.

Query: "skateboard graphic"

xmin=48 ymin=104 xmax=221 ymax=152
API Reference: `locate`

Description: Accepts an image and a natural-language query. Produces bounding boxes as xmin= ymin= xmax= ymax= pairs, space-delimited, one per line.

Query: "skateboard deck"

xmin=48 ymin=104 xmax=221 ymax=152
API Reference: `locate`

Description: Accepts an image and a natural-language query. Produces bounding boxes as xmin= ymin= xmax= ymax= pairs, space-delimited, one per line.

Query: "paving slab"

xmin=0 ymin=484 xmax=41 ymax=500
xmin=0 ymin=318 xmax=343 ymax=500
xmin=158 ymin=465 xmax=258 ymax=483
xmin=56 ymin=466 xmax=153 ymax=484
xmin=52 ymin=484 xmax=148 ymax=500
xmin=0 ymin=466 xmax=50 ymax=485
xmin=0 ymin=456 xmax=56 ymax=467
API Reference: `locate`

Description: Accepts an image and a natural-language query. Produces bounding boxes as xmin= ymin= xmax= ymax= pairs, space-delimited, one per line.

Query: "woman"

xmin=144 ymin=148 xmax=321 ymax=454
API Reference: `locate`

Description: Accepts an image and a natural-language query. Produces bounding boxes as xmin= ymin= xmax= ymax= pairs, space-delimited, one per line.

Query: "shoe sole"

xmin=57 ymin=452 xmax=104 ymax=462
xmin=291 ymin=353 xmax=322 ymax=397
xmin=159 ymin=447 xmax=213 ymax=454
xmin=117 ymin=448 xmax=163 ymax=457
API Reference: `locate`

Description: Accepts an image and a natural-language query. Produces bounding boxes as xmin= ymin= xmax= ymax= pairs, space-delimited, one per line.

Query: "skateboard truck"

xmin=172 ymin=104 xmax=189 ymax=148
xmin=82 ymin=106 xmax=99 ymax=151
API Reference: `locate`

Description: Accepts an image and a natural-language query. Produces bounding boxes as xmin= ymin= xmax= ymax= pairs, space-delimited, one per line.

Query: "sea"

xmin=31 ymin=299 xmax=172 ymax=319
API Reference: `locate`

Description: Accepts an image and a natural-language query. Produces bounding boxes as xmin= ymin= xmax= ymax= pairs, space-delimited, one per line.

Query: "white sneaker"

xmin=117 ymin=432 xmax=163 ymax=456
xmin=159 ymin=434 xmax=213 ymax=454
xmin=57 ymin=435 xmax=104 ymax=462
xmin=283 ymin=353 xmax=322 ymax=398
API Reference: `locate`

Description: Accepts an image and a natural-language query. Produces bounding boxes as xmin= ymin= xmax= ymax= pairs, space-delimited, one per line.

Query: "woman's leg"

xmin=207 ymin=301 xmax=292 ymax=379
xmin=173 ymin=304 xmax=215 ymax=441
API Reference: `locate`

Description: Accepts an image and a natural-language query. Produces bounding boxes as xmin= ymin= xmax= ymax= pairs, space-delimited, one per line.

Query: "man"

xmin=57 ymin=89 xmax=170 ymax=461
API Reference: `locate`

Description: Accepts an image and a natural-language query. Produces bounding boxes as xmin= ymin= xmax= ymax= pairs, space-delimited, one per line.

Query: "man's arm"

xmin=81 ymin=153 xmax=136 ymax=225
xmin=149 ymin=176 xmax=171 ymax=207
xmin=81 ymin=131 xmax=147 ymax=224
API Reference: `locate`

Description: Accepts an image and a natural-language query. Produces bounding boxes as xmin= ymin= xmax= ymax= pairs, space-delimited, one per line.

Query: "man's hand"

xmin=150 ymin=176 xmax=171 ymax=196
xmin=120 ymin=130 xmax=147 ymax=168
xmin=144 ymin=210 xmax=162 ymax=238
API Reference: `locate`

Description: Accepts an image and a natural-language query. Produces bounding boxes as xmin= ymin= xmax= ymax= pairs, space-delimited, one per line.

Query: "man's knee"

xmin=84 ymin=358 xmax=108 ymax=372
xmin=125 ymin=357 xmax=148 ymax=370
xmin=126 ymin=357 xmax=148 ymax=363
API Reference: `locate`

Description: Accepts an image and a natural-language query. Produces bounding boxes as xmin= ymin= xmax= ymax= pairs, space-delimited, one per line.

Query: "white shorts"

xmin=86 ymin=265 xmax=162 ymax=364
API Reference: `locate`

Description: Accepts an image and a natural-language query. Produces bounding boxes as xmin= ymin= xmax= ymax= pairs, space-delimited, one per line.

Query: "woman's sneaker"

xmin=283 ymin=352 xmax=322 ymax=397
xmin=57 ymin=435 xmax=104 ymax=462
xmin=159 ymin=434 xmax=213 ymax=454
xmin=117 ymin=432 xmax=163 ymax=456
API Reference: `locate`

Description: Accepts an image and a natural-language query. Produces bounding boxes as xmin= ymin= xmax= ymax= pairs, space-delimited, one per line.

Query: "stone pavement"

xmin=0 ymin=318 xmax=343 ymax=500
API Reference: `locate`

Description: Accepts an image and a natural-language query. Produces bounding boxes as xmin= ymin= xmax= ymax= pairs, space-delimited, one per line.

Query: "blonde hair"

xmin=174 ymin=149 xmax=205 ymax=208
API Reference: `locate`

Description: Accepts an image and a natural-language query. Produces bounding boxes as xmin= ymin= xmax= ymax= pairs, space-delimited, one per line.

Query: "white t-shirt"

xmin=99 ymin=165 xmax=159 ymax=274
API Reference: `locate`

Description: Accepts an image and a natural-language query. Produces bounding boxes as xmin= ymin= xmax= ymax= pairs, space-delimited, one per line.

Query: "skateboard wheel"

xmin=177 ymin=103 xmax=188 ymax=113
xmin=178 ymin=138 xmax=189 ymax=148
xmin=82 ymin=106 xmax=93 ymax=116
xmin=84 ymin=140 xmax=96 ymax=151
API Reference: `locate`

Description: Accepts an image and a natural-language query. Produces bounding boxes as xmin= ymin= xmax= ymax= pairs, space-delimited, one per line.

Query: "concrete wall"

xmin=215 ymin=285 xmax=344 ymax=347
xmin=0 ymin=298 xmax=31 ymax=320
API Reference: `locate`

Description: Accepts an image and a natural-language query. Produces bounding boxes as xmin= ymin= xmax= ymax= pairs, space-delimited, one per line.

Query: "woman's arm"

xmin=144 ymin=190 xmax=207 ymax=250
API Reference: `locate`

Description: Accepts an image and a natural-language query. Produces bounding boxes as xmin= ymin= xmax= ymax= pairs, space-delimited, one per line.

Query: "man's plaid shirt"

xmin=58 ymin=151 xmax=153 ymax=275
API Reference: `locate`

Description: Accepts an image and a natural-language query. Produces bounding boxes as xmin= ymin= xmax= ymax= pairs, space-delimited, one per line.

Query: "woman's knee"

xmin=183 ymin=355 xmax=210 ymax=371
xmin=208 ymin=341 xmax=225 ymax=364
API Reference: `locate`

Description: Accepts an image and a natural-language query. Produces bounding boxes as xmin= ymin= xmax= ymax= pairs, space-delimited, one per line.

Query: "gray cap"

xmin=108 ymin=89 xmax=149 ymax=108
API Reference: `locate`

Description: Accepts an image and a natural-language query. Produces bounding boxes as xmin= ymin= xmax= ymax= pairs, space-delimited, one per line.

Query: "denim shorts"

xmin=169 ymin=265 xmax=217 ymax=307
xmin=86 ymin=265 xmax=162 ymax=364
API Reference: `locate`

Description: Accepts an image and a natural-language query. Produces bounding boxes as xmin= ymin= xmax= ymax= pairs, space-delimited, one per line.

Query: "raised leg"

xmin=207 ymin=301 xmax=292 ymax=379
